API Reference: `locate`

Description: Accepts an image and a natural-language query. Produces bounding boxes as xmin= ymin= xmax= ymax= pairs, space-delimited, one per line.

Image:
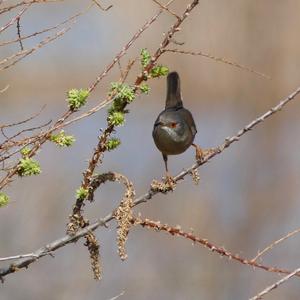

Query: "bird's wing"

xmin=178 ymin=108 xmax=197 ymax=136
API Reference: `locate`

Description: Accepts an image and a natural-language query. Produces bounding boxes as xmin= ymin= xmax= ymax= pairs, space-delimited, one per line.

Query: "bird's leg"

xmin=163 ymin=154 xmax=168 ymax=173
xmin=192 ymin=143 xmax=204 ymax=162
xmin=163 ymin=154 xmax=171 ymax=179
xmin=163 ymin=154 xmax=175 ymax=185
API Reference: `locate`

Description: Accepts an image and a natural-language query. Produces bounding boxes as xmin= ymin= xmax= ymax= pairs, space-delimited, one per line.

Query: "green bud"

xmin=110 ymin=82 xmax=135 ymax=104
xmin=106 ymin=138 xmax=121 ymax=151
xmin=20 ymin=147 xmax=31 ymax=157
xmin=140 ymin=48 xmax=151 ymax=68
xmin=150 ymin=65 xmax=169 ymax=78
xmin=108 ymin=111 xmax=125 ymax=126
xmin=67 ymin=88 xmax=89 ymax=111
xmin=17 ymin=158 xmax=41 ymax=177
xmin=50 ymin=130 xmax=75 ymax=147
xmin=76 ymin=187 xmax=88 ymax=201
xmin=0 ymin=192 xmax=9 ymax=207
xmin=140 ymin=84 xmax=150 ymax=94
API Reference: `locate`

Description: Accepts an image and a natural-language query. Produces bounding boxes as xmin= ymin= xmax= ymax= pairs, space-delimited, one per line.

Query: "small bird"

xmin=152 ymin=71 xmax=202 ymax=180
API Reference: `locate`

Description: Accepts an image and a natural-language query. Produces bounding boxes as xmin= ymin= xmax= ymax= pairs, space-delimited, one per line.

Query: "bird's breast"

xmin=152 ymin=123 xmax=194 ymax=155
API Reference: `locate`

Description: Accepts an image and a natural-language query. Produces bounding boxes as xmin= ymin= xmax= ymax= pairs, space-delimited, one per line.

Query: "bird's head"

xmin=154 ymin=112 xmax=185 ymax=134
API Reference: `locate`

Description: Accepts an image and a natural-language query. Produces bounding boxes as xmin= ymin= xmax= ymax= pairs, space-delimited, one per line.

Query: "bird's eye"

xmin=170 ymin=122 xmax=177 ymax=128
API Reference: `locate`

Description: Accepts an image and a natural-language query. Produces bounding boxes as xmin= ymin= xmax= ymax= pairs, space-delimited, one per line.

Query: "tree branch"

xmin=0 ymin=84 xmax=299 ymax=280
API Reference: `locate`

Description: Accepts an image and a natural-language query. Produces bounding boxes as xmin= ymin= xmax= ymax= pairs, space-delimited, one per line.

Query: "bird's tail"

xmin=165 ymin=71 xmax=183 ymax=109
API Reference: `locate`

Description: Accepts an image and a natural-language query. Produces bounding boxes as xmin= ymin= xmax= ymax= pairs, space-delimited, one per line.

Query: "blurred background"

xmin=1 ymin=0 xmax=300 ymax=299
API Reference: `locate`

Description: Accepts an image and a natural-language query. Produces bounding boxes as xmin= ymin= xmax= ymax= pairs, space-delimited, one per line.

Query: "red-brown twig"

xmin=164 ymin=48 xmax=270 ymax=79
xmin=135 ymin=217 xmax=300 ymax=277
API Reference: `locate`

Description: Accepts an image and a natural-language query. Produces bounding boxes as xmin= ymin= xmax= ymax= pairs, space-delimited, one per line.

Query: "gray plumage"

xmin=152 ymin=71 xmax=197 ymax=172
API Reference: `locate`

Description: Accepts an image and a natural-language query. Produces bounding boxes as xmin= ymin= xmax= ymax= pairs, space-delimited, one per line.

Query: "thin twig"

xmin=16 ymin=17 xmax=24 ymax=50
xmin=88 ymin=0 xmax=175 ymax=93
xmin=0 ymin=26 xmax=72 ymax=71
xmin=106 ymin=291 xmax=125 ymax=300
xmin=164 ymin=49 xmax=270 ymax=79
xmin=1 ymin=119 xmax=51 ymax=147
xmin=0 ymin=3 xmax=93 ymax=47
xmin=249 ymin=267 xmax=300 ymax=300
xmin=252 ymin=227 xmax=300 ymax=262
xmin=0 ymin=85 xmax=9 ymax=93
xmin=0 ymin=0 xmax=63 ymax=15
xmin=0 ymin=105 xmax=46 ymax=130
xmin=152 ymin=0 xmax=180 ymax=20
xmin=92 ymin=0 xmax=112 ymax=11
xmin=0 ymin=4 xmax=30 ymax=34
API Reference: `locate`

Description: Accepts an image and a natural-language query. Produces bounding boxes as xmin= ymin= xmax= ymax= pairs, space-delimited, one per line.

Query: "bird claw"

xmin=194 ymin=145 xmax=204 ymax=162
xmin=165 ymin=174 xmax=175 ymax=183
xmin=164 ymin=173 xmax=176 ymax=190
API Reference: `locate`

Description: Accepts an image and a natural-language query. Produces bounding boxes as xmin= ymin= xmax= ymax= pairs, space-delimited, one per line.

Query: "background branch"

xmin=249 ymin=267 xmax=300 ymax=300
xmin=252 ymin=227 xmax=300 ymax=262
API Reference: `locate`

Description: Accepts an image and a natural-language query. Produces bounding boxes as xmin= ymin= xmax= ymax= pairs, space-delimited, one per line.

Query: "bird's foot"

xmin=164 ymin=173 xmax=176 ymax=190
xmin=203 ymin=147 xmax=217 ymax=156
xmin=192 ymin=144 xmax=204 ymax=162
xmin=193 ymin=144 xmax=217 ymax=163
xmin=150 ymin=175 xmax=176 ymax=193
xmin=189 ymin=169 xmax=200 ymax=185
